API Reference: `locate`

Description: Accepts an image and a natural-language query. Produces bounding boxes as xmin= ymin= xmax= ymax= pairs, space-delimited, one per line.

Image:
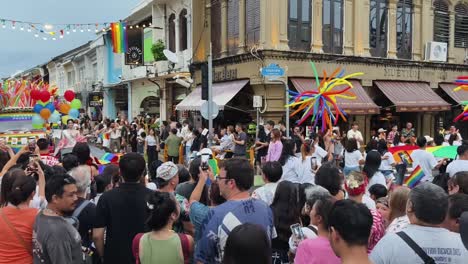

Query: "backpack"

xmin=132 ymin=232 xmax=191 ymax=264
xmin=65 ymin=200 xmax=91 ymax=230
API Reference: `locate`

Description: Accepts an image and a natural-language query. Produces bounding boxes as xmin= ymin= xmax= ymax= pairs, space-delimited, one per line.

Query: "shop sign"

xmin=214 ymin=66 xmax=237 ymax=82
xmin=89 ymin=93 xmax=103 ymax=107
xmin=383 ymin=67 xmax=419 ymax=79
xmin=125 ymin=29 xmax=144 ymax=65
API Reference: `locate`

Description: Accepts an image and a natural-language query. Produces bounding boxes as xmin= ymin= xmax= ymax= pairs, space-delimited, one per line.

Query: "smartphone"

xmin=29 ymin=154 xmax=40 ymax=164
xmin=28 ymin=138 xmax=36 ymax=152
xmin=201 ymin=154 xmax=209 ymax=171
xmin=290 ymin=223 xmax=305 ymax=240
xmin=311 ymin=157 xmax=318 ymax=170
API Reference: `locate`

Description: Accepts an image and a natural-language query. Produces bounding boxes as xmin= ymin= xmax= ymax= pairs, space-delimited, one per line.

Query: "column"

xmin=311 ymin=0 xmax=323 ymax=53
xmin=159 ymin=81 xmax=167 ymax=121
xmin=175 ymin=18 xmax=180 ymax=53
xmin=344 ymin=0 xmax=354 ymax=55
xmin=448 ymin=10 xmax=455 ymax=63
xmin=238 ymin=0 xmax=246 ymax=54
xmin=387 ymin=0 xmax=398 ymax=59
xmin=361 ymin=0 xmax=371 ymax=56
xmin=420 ymin=0 xmax=433 ymax=61
xmin=127 ymin=82 xmax=132 ymax=121
xmin=192 ymin=1 xmax=206 ymax=62
xmin=221 ymin=0 xmax=228 ymax=57
xmin=413 ymin=3 xmax=422 ymax=60
xmin=278 ymin=0 xmax=289 ymax=50
xmin=186 ymin=13 xmax=192 ymax=51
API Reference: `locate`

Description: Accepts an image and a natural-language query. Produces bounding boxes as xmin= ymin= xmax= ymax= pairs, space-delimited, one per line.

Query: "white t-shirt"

xmin=251 ymin=182 xmax=279 ymax=205
xmin=145 ymin=135 xmax=157 ymax=146
xmin=379 ymin=152 xmax=395 ymax=170
xmin=362 ymin=194 xmax=376 ymax=210
xmin=410 ymin=149 xmax=437 ymax=182
xmin=367 ymin=171 xmax=387 ymax=192
xmin=344 ymin=150 xmax=363 ymax=167
xmin=281 ymin=156 xmax=304 ymax=183
xmin=370 ymin=225 xmax=468 ymax=264
xmin=347 ymin=129 xmax=363 ymax=148
xmin=446 ymin=160 xmax=468 ymax=177
xmin=300 ymin=156 xmax=322 ymax=184
xmin=314 ymin=144 xmax=328 ymax=164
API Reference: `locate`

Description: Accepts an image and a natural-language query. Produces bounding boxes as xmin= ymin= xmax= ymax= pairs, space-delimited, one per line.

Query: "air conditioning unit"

xmin=425 ymin=41 xmax=447 ymax=62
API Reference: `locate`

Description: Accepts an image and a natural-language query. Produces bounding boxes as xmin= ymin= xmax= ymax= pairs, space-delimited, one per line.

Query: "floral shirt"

xmin=368 ymin=209 xmax=385 ymax=253
xmin=173 ymin=193 xmax=190 ymax=233
xmin=386 ymin=215 xmax=410 ymax=234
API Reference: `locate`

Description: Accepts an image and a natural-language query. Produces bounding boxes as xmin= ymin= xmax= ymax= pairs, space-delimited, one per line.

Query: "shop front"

xmin=88 ymin=92 xmax=104 ymax=121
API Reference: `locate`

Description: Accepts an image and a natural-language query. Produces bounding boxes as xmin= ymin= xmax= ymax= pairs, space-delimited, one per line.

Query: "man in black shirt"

xmin=93 ymin=153 xmax=153 ymax=264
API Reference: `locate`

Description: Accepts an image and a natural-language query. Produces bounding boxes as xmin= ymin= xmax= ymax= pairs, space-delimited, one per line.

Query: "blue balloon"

xmin=45 ymin=102 xmax=55 ymax=113
xmin=69 ymin=109 xmax=79 ymax=119
xmin=49 ymin=110 xmax=61 ymax=124
xmin=32 ymin=114 xmax=43 ymax=125
xmin=33 ymin=104 xmax=43 ymax=114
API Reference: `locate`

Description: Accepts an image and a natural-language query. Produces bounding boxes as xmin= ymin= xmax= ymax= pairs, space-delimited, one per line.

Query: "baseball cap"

xmin=197 ymin=148 xmax=213 ymax=157
xmin=378 ymin=128 xmax=386 ymax=133
xmin=424 ymin=135 xmax=434 ymax=142
xmin=156 ymin=162 xmax=178 ymax=181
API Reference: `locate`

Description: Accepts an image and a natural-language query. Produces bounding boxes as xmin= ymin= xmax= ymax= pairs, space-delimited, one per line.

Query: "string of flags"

xmin=0 ymin=17 xmax=152 ymax=41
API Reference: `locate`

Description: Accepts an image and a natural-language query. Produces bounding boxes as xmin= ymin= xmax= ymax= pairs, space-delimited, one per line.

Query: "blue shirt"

xmin=190 ymin=201 xmax=210 ymax=242
xmin=195 ymin=198 xmax=276 ymax=263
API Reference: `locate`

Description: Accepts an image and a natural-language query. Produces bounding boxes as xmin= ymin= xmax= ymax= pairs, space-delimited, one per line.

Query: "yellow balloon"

xmin=61 ymin=115 xmax=70 ymax=124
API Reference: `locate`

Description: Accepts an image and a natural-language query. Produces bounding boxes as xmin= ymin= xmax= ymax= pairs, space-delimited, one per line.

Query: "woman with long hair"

xmin=386 ymin=186 xmax=410 ymax=233
xmin=377 ymin=139 xmax=395 ymax=181
xmin=266 ymin=128 xmax=283 ymax=162
xmin=300 ymin=142 xmax=320 ymax=184
xmin=223 ymin=223 xmax=272 ymax=264
xmin=363 ymin=151 xmax=387 ymax=191
xmin=278 ymin=139 xmax=303 ymax=183
xmin=145 ymin=128 xmax=159 ymax=179
xmin=132 ymin=192 xmax=194 ymax=264
xmin=343 ymin=138 xmax=364 ymax=176
xmin=270 ymin=181 xmax=302 ymax=263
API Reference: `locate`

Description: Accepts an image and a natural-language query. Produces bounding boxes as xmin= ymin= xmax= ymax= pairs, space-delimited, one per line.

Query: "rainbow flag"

xmin=398 ymin=151 xmax=413 ymax=165
xmin=111 ymin=22 xmax=127 ymax=53
xmin=404 ymin=165 xmax=425 ymax=188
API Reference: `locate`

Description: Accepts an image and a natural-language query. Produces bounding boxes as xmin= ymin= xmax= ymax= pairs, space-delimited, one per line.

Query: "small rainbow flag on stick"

xmin=404 ymin=165 xmax=425 ymax=188
xmin=111 ymin=22 xmax=127 ymax=53
xmin=398 ymin=151 xmax=413 ymax=165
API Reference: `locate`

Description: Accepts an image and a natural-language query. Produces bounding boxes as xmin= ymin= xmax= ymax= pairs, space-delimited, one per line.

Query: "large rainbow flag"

xmin=111 ymin=22 xmax=127 ymax=53
xmin=404 ymin=165 xmax=425 ymax=188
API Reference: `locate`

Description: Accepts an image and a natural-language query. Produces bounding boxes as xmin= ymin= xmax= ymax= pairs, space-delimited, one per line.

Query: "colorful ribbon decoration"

xmin=453 ymin=76 xmax=468 ymax=122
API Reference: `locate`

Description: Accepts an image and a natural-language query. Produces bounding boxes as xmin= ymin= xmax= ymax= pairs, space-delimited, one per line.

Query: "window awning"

xmin=439 ymin=83 xmax=468 ymax=105
xmin=176 ymin=79 xmax=249 ymax=111
xmin=290 ymin=78 xmax=380 ymax=114
xmin=374 ymin=81 xmax=451 ymax=112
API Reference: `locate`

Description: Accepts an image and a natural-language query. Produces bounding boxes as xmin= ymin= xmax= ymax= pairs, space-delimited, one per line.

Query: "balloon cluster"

xmin=32 ymin=89 xmax=82 ymax=129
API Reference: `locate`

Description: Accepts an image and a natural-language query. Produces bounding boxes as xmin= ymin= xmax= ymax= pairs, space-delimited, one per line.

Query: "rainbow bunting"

xmin=111 ymin=22 xmax=127 ymax=53
xmin=404 ymin=165 xmax=425 ymax=188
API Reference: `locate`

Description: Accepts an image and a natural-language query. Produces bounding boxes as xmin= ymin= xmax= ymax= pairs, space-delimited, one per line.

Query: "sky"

xmin=0 ymin=0 xmax=141 ymax=78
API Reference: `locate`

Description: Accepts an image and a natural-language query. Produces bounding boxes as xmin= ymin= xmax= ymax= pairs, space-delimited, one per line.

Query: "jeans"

xmin=343 ymin=166 xmax=360 ymax=177
xmin=185 ymin=145 xmax=192 ymax=163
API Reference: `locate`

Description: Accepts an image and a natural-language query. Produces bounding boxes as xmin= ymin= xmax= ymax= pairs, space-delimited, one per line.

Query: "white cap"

xmin=424 ymin=135 xmax=434 ymax=142
xmin=378 ymin=128 xmax=386 ymax=133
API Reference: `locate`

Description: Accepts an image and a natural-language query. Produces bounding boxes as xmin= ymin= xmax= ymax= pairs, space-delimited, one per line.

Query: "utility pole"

xmin=208 ymin=42 xmax=213 ymax=147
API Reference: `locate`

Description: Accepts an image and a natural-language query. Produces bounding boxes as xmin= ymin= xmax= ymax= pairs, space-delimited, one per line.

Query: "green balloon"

xmin=32 ymin=123 xmax=43 ymax=129
xmin=70 ymin=99 xmax=82 ymax=109
xmin=37 ymin=101 xmax=47 ymax=106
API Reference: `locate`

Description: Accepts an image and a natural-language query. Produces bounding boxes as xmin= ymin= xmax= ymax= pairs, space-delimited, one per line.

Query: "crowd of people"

xmin=0 ymin=115 xmax=467 ymax=264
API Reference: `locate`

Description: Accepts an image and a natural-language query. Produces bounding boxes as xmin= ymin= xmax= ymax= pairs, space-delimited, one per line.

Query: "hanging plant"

xmin=151 ymin=40 xmax=167 ymax=61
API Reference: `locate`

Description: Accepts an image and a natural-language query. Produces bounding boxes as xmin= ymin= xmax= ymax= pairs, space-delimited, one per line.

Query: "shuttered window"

xmin=168 ymin=14 xmax=176 ymax=52
xmin=288 ymin=0 xmax=311 ymax=51
xmin=322 ymin=0 xmax=343 ymax=54
xmin=246 ymin=0 xmax=260 ymax=47
xmin=396 ymin=0 xmax=412 ymax=59
xmin=179 ymin=9 xmax=188 ymax=51
xmin=227 ymin=0 xmax=239 ymax=55
xmin=370 ymin=0 xmax=388 ymax=57
xmin=455 ymin=4 xmax=468 ymax=48
xmin=433 ymin=0 xmax=450 ymax=44
xmin=211 ymin=1 xmax=222 ymax=58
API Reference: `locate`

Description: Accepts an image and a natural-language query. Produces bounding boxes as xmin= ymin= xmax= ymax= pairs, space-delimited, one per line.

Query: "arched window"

xmin=396 ymin=0 xmax=412 ymax=59
xmin=179 ymin=9 xmax=188 ymax=51
xmin=323 ymin=0 xmax=343 ymax=54
xmin=433 ymin=0 xmax=450 ymax=44
xmin=288 ymin=0 xmax=311 ymax=51
xmin=168 ymin=14 xmax=176 ymax=52
xmin=455 ymin=3 xmax=468 ymax=48
xmin=227 ymin=0 xmax=239 ymax=55
xmin=246 ymin=0 xmax=260 ymax=47
xmin=211 ymin=1 xmax=222 ymax=58
xmin=370 ymin=0 xmax=388 ymax=57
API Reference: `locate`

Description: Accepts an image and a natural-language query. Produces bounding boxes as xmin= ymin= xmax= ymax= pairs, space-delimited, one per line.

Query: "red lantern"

xmin=30 ymin=89 xmax=40 ymax=100
xmin=64 ymin=90 xmax=75 ymax=102
xmin=39 ymin=90 xmax=51 ymax=103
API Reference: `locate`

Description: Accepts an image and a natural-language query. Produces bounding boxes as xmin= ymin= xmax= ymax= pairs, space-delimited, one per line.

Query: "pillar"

xmin=175 ymin=18 xmax=180 ymax=53
xmin=344 ymin=0 xmax=354 ymax=55
xmin=448 ymin=10 xmax=455 ymax=63
xmin=361 ymin=0 xmax=371 ymax=56
xmin=221 ymin=0 xmax=228 ymax=57
xmin=186 ymin=12 xmax=192 ymax=51
xmin=260 ymin=0 xmax=287 ymax=50
xmin=420 ymin=0 xmax=433 ymax=61
xmin=387 ymin=0 xmax=398 ymax=59
xmin=238 ymin=0 xmax=246 ymax=54
xmin=127 ymin=82 xmax=132 ymax=121
xmin=413 ymin=2 xmax=423 ymax=60
xmin=278 ymin=0 xmax=289 ymax=50
xmin=159 ymin=81 xmax=168 ymax=121
xmin=311 ymin=0 xmax=323 ymax=53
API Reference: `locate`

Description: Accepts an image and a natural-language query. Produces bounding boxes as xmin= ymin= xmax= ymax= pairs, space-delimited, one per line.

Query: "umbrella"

xmin=427 ymin=145 xmax=459 ymax=160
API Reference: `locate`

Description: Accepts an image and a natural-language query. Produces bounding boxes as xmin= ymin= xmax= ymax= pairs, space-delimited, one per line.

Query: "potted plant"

xmin=151 ymin=40 xmax=167 ymax=61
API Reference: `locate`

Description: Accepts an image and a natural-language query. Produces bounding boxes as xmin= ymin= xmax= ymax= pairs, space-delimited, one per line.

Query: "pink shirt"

xmin=295 ymin=237 xmax=340 ymax=264
xmin=266 ymin=140 xmax=283 ymax=162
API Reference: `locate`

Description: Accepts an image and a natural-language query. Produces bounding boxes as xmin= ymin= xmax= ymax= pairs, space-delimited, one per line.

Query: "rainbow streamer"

xmin=286 ymin=63 xmax=362 ymax=132
xmin=111 ymin=22 xmax=127 ymax=53
xmin=453 ymin=75 xmax=468 ymax=122
xmin=404 ymin=165 xmax=425 ymax=188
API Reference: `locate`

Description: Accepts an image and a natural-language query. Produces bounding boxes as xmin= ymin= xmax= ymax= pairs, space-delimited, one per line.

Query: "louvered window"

xmin=211 ymin=1 xmax=221 ymax=58
xmin=179 ymin=9 xmax=188 ymax=51
xmin=168 ymin=14 xmax=176 ymax=52
xmin=246 ymin=0 xmax=260 ymax=47
xmin=396 ymin=0 xmax=412 ymax=59
xmin=370 ymin=0 xmax=388 ymax=57
xmin=288 ymin=0 xmax=311 ymax=51
xmin=323 ymin=0 xmax=343 ymax=54
xmin=227 ymin=0 xmax=239 ymax=55
xmin=433 ymin=0 xmax=450 ymax=44
xmin=455 ymin=4 xmax=468 ymax=48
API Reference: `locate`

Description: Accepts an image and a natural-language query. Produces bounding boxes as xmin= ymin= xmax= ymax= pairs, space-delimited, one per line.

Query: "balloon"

xmin=32 ymin=123 xmax=43 ymax=129
xmin=45 ymin=102 xmax=55 ymax=113
xmin=50 ymin=110 xmax=61 ymax=124
xmin=70 ymin=99 xmax=82 ymax=109
xmin=69 ymin=109 xmax=79 ymax=119
xmin=64 ymin=90 xmax=75 ymax=102
xmin=32 ymin=114 xmax=43 ymax=126
xmin=62 ymin=115 xmax=71 ymax=124
xmin=37 ymin=100 xmax=47 ymax=106
xmin=59 ymin=104 xmax=71 ymax=114
xmin=33 ymin=104 xmax=43 ymax=114
xmin=39 ymin=90 xmax=50 ymax=103
xmin=30 ymin=89 xmax=40 ymax=100
xmin=40 ymin=108 xmax=51 ymax=120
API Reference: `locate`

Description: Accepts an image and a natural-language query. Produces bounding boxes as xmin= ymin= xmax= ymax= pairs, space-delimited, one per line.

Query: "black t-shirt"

xmin=175 ymin=181 xmax=209 ymax=205
xmin=291 ymin=134 xmax=302 ymax=153
xmin=71 ymin=198 xmax=96 ymax=248
xmin=257 ymin=132 xmax=269 ymax=157
xmin=94 ymin=182 xmax=153 ymax=264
